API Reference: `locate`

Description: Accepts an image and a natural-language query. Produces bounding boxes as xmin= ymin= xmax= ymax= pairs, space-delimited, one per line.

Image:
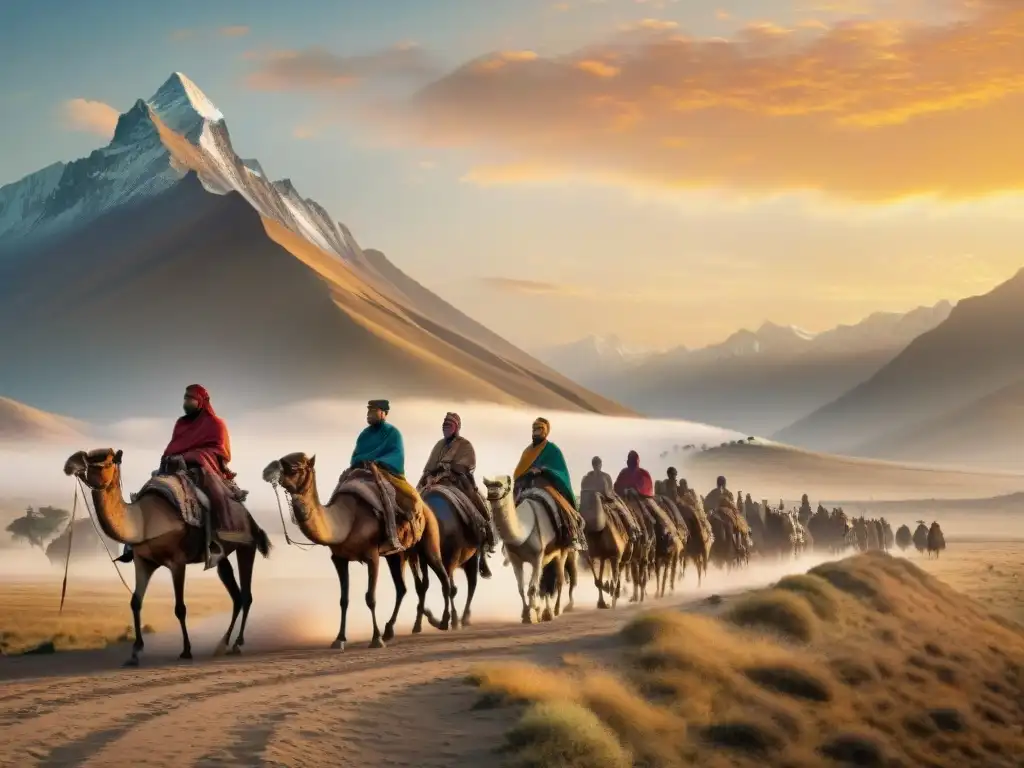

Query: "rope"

xmin=75 ymin=477 xmax=132 ymax=594
xmin=58 ymin=484 xmax=79 ymax=614
xmin=271 ymin=483 xmax=316 ymax=549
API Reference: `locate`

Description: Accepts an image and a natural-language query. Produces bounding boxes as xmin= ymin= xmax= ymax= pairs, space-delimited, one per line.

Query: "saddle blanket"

xmin=422 ymin=483 xmax=489 ymax=545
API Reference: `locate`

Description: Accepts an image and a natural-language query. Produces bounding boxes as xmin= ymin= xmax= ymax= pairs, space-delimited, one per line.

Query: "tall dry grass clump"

xmin=468 ymin=551 xmax=1024 ymax=767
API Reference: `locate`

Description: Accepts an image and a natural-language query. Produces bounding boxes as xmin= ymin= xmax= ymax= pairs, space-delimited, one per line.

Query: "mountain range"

xmin=776 ymin=269 xmax=1024 ymax=469
xmin=537 ymin=302 xmax=953 ymax=435
xmin=0 ymin=73 xmax=630 ymax=420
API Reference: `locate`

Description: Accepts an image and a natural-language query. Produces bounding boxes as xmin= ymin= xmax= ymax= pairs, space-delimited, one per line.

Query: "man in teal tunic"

xmin=512 ymin=417 xmax=586 ymax=550
xmin=349 ymin=399 xmax=417 ymax=553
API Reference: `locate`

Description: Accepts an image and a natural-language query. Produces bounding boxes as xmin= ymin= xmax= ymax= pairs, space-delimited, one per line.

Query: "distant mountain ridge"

xmin=775 ymin=269 xmax=1024 ymax=457
xmin=537 ymin=302 xmax=952 ymax=434
xmin=0 ymin=73 xmax=631 ymax=420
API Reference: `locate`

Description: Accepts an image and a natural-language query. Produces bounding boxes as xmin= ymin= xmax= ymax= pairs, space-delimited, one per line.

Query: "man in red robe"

xmin=614 ymin=450 xmax=655 ymax=498
xmin=115 ymin=384 xmax=237 ymax=568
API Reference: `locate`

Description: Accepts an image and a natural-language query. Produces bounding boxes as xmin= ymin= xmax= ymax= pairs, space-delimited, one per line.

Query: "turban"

xmin=185 ymin=384 xmax=214 ymax=414
xmin=367 ymin=399 xmax=390 ymax=413
xmin=443 ymin=412 xmax=461 ymax=433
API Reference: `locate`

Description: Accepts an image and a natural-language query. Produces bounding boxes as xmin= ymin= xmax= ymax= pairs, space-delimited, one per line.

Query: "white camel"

xmin=483 ymin=475 xmax=575 ymax=624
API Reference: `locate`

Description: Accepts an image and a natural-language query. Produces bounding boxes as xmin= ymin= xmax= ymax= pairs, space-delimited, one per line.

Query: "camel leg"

xmin=420 ymin=544 xmax=452 ymax=631
xmin=330 ymin=555 xmax=350 ymax=650
xmin=610 ymin=558 xmax=621 ymax=609
xmin=447 ymin=562 xmax=461 ymax=630
xmin=125 ymin=556 xmax=159 ymax=667
xmin=230 ymin=547 xmax=256 ymax=654
xmin=169 ymin=563 xmax=192 ymax=661
xmin=213 ymin=557 xmax=242 ymax=657
xmin=461 ymin=554 xmax=479 ymax=627
xmin=411 ymin=553 xmax=428 ymax=634
xmin=529 ymin=555 xmax=546 ymax=622
xmin=511 ymin=559 xmax=530 ymax=624
xmin=596 ymin=558 xmax=609 ymax=609
xmin=365 ymin=552 xmax=385 ymax=649
xmin=382 ymin=553 xmax=407 ymax=643
xmin=565 ymin=552 xmax=577 ymax=613
xmin=552 ymin=554 xmax=567 ymax=617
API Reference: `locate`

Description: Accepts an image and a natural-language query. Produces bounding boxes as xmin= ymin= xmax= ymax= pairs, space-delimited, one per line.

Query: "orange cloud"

xmin=219 ymin=25 xmax=251 ymax=37
xmin=381 ymin=1 xmax=1024 ymax=202
xmin=246 ymin=44 xmax=441 ymax=91
xmin=60 ymin=98 xmax=119 ymax=137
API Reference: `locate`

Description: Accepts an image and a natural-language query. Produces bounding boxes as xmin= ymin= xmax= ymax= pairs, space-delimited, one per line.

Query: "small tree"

xmin=5 ymin=505 xmax=69 ymax=549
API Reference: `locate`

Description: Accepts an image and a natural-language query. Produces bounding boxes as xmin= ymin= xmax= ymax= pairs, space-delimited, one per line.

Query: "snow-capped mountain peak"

xmin=147 ymin=72 xmax=223 ymax=140
xmin=0 ymin=71 xmax=370 ymax=266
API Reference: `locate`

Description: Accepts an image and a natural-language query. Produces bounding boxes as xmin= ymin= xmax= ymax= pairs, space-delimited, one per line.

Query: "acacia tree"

xmin=5 ymin=505 xmax=69 ymax=549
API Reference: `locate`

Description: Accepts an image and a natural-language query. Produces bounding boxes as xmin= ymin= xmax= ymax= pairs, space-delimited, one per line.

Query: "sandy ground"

xmin=0 ymin=548 xmax=829 ymax=768
xmin=0 ymin=540 xmax=1018 ymax=767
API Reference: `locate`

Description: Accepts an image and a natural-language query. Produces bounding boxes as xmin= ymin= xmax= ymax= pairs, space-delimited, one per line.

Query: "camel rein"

xmin=270 ymin=482 xmax=316 ymax=550
xmin=60 ymin=476 xmax=132 ymax=613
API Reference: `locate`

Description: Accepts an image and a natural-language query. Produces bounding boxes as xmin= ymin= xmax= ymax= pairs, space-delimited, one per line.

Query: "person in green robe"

xmin=512 ymin=417 xmax=585 ymax=550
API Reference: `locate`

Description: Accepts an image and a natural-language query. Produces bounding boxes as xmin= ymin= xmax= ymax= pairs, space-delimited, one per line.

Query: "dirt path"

xmin=0 ymin=592 xmax=722 ymax=768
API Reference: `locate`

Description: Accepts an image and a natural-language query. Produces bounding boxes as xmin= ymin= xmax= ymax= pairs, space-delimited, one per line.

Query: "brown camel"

xmin=417 ymin=486 xmax=487 ymax=629
xmin=895 ymin=524 xmax=912 ymax=551
xmin=677 ymin=488 xmax=713 ymax=586
xmin=912 ymin=521 xmax=929 ymax=554
xmin=708 ymin=496 xmax=752 ymax=571
xmin=579 ymin=489 xmax=631 ymax=609
xmin=262 ymin=453 xmax=452 ymax=649
xmin=62 ymin=448 xmax=271 ymax=667
xmin=927 ymin=521 xmax=946 ymax=558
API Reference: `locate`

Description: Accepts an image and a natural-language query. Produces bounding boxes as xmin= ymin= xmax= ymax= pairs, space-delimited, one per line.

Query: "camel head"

xmin=63 ymin=448 xmax=123 ymax=490
xmin=482 ymin=475 xmax=512 ymax=502
xmin=263 ymin=452 xmax=316 ymax=495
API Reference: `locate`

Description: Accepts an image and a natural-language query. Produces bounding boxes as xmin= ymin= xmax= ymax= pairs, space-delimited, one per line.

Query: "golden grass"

xmin=0 ymin=578 xmax=228 ymax=654
xmin=912 ymin=540 xmax=1024 ymax=625
xmin=469 ymin=549 xmax=1024 ymax=767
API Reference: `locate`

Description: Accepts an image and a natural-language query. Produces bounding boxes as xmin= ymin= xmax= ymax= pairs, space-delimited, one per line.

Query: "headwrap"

xmin=185 ymin=384 xmax=213 ymax=413
xmin=442 ymin=412 xmax=461 ymax=438
xmin=368 ymin=399 xmax=390 ymax=413
xmin=532 ymin=417 xmax=550 ymax=438
xmin=717 ymin=475 xmax=727 ymax=489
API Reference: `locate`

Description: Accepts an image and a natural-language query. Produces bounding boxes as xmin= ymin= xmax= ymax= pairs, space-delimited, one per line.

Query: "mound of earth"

xmin=471 ymin=552 xmax=1024 ymax=767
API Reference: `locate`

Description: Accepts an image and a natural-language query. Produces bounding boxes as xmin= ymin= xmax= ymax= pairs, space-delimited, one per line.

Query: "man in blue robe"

xmin=350 ymin=399 xmax=417 ymax=554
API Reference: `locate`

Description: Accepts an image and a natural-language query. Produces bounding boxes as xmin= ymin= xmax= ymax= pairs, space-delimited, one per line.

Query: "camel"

xmin=912 ymin=521 xmax=929 ymax=554
xmin=579 ymin=490 xmax=631 ymax=609
xmin=483 ymin=476 xmax=576 ymax=623
xmin=763 ymin=504 xmax=801 ymax=559
xmin=417 ymin=485 xmax=489 ymax=628
xmin=927 ymin=521 xmax=946 ymax=558
xmin=677 ymin=489 xmax=713 ymax=586
xmin=807 ymin=505 xmax=851 ymax=554
xmin=62 ymin=448 xmax=271 ymax=667
xmin=879 ymin=518 xmax=894 ymax=552
xmin=895 ymin=524 xmax=912 ymax=551
xmin=637 ymin=494 xmax=685 ymax=598
xmin=262 ymin=453 xmax=452 ymax=649
xmin=708 ymin=497 xmax=752 ymax=571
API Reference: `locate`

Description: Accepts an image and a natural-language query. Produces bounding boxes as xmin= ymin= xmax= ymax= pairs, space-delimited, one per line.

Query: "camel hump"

xmin=423 ymin=484 xmax=489 ymax=545
xmin=133 ymin=473 xmax=208 ymax=528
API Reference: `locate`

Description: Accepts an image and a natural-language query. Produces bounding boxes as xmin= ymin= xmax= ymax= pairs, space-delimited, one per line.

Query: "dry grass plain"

xmin=472 ymin=544 xmax=1024 ymax=767
xmin=0 ymin=575 xmax=228 ymax=655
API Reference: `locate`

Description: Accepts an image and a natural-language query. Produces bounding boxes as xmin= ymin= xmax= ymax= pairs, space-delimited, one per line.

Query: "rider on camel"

xmin=116 ymin=384 xmax=237 ymax=569
xmin=348 ymin=399 xmax=420 ymax=555
xmin=512 ymin=417 xmax=586 ymax=550
xmin=580 ymin=456 xmax=615 ymax=497
xmin=418 ymin=411 xmax=496 ymax=578
xmin=614 ymin=451 xmax=655 ymax=499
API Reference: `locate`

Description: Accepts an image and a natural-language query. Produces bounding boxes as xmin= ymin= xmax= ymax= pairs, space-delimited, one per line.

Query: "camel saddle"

xmin=601 ymin=494 xmax=641 ymax=542
xmin=518 ymin=484 xmax=584 ymax=551
xmin=421 ymin=482 xmax=489 ymax=546
xmin=328 ymin=466 xmax=425 ymax=551
xmin=131 ymin=471 xmax=250 ymax=544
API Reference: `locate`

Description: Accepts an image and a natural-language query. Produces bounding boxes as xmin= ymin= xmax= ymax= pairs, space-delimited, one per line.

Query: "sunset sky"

xmin=3 ymin=0 xmax=1023 ymax=350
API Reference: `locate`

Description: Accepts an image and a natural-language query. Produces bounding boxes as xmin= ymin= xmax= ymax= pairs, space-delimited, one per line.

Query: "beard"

xmin=531 ymin=434 xmax=544 ymax=445
xmin=183 ymin=405 xmax=200 ymax=417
